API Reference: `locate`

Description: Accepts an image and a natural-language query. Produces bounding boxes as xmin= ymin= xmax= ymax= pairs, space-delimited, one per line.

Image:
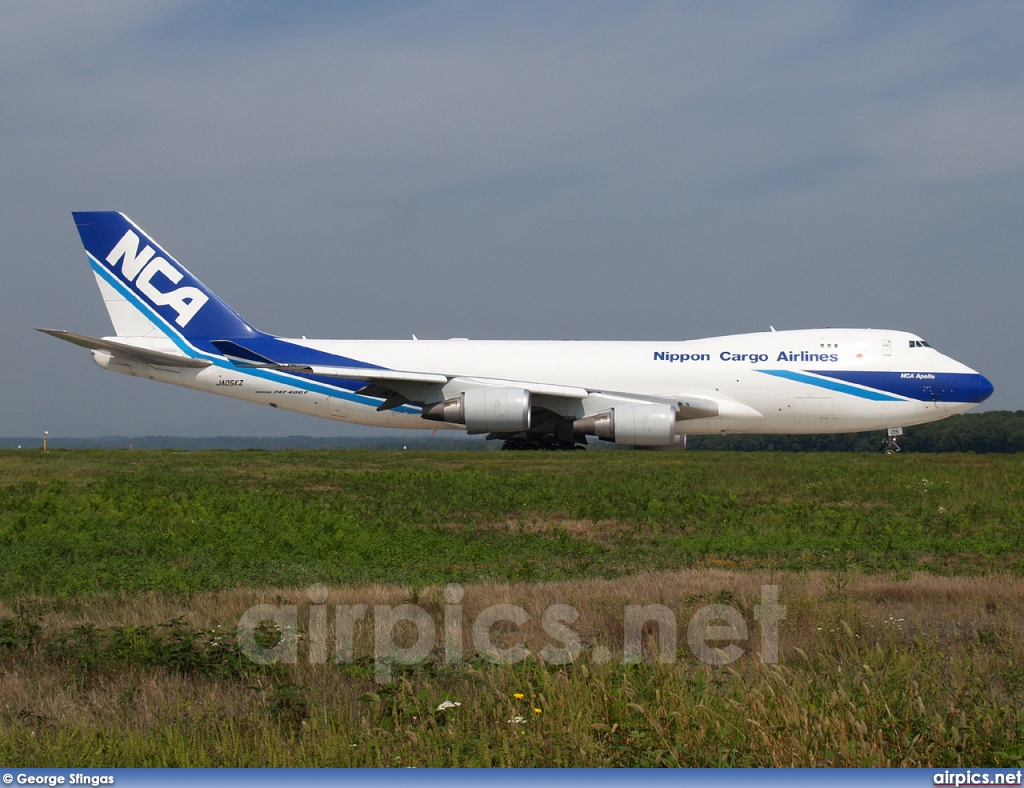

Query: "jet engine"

xmin=422 ymin=387 xmax=532 ymax=433
xmin=574 ymin=403 xmax=677 ymax=446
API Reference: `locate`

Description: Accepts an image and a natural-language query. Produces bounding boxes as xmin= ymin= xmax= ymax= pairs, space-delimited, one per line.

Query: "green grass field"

xmin=1 ymin=449 xmax=1023 ymax=595
xmin=1 ymin=449 xmax=1023 ymax=766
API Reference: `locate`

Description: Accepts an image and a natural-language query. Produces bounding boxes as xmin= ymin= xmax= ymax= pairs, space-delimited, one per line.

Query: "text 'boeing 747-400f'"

xmin=41 ymin=212 xmax=993 ymax=451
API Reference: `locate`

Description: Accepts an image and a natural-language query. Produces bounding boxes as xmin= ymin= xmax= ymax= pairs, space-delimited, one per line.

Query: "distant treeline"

xmin=685 ymin=410 xmax=1024 ymax=453
xmin=3 ymin=410 xmax=1021 ymax=453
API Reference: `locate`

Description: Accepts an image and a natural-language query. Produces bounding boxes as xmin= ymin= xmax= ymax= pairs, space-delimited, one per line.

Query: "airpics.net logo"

xmin=235 ymin=583 xmax=786 ymax=683
xmin=933 ymin=770 xmax=1023 ymax=786
xmin=105 ymin=229 xmax=209 ymax=328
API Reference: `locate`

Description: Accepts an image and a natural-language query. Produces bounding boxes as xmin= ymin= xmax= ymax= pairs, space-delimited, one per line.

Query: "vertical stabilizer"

xmin=73 ymin=212 xmax=260 ymax=353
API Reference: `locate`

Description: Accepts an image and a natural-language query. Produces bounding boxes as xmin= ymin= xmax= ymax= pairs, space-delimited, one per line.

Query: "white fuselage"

xmin=94 ymin=327 xmax=986 ymax=436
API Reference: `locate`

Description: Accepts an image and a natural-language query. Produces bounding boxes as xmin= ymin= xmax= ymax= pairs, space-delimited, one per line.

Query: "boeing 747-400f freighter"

xmin=41 ymin=212 xmax=993 ymax=451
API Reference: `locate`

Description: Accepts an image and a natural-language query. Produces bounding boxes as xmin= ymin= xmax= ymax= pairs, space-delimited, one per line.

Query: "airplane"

xmin=40 ymin=212 xmax=993 ymax=452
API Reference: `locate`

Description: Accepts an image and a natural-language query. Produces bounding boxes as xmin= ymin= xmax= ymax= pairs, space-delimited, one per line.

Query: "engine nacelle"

xmin=422 ymin=387 xmax=532 ymax=433
xmin=574 ymin=403 xmax=677 ymax=446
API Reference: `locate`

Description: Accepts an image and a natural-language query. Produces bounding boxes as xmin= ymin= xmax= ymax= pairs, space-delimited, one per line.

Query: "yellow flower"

xmin=533 ymin=708 xmax=542 ymax=714
xmin=513 ymin=693 xmax=525 ymax=699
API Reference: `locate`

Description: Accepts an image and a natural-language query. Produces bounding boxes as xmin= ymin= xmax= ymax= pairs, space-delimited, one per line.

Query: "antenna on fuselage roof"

xmin=770 ymin=326 xmax=776 ymax=332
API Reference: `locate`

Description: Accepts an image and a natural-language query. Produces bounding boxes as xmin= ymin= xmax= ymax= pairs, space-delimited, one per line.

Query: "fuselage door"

xmin=882 ymin=339 xmax=891 ymax=357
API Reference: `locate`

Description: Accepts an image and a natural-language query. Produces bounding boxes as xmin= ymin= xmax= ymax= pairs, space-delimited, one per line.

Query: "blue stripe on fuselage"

xmin=757 ymin=369 xmax=904 ymax=401
xmin=758 ymin=368 xmax=993 ymax=403
xmin=806 ymin=370 xmax=993 ymax=404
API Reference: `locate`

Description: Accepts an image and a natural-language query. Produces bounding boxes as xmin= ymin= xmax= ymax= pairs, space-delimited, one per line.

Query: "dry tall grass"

xmin=2 ymin=570 xmax=1023 ymax=766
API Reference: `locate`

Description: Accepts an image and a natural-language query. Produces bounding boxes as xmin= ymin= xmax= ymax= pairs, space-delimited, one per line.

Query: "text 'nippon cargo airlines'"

xmin=41 ymin=212 xmax=993 ymax=451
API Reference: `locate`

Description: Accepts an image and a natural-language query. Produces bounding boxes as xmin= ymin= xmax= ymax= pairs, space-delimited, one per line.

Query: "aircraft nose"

xmin=977 ymin=374 xmax=994 ymax=403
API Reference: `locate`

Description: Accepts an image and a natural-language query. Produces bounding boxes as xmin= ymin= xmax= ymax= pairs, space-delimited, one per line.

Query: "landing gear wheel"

xmin=881 ymin=426 xmax=903 ymax=454
xmin=501 ymin=435 xmax=582 ymax=451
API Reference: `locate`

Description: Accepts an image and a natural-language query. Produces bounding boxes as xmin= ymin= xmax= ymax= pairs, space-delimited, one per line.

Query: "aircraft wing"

xmin=37 ymin=329 xmax=213 ymax=369
xmin=276 ymin=365 xmax=589 ymax=398
xmin=272 ymin=364 xmax=449 ymax=385
xmin=271 ymin=364 xmax=719 ymax=419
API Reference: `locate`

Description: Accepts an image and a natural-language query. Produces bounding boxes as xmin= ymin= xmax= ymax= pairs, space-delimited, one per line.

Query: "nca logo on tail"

xmin=106 ymin=230 xmax=208 ymax=327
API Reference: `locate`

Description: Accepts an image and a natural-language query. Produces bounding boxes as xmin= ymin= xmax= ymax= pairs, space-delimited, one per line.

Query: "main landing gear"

xmin=881 ymin=426 xmax=903 ymax=454
xmin=495 ymin=411 xmax=587 ymax=450
xmin=500 ymin=435 xmax=583 ymax=450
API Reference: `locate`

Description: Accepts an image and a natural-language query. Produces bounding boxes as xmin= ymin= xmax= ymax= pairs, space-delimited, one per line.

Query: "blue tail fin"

xmin=73 ymin=212 xmax=261 ymax=353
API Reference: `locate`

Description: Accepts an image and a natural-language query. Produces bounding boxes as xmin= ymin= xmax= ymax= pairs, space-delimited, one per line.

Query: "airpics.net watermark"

xmin=236 ymin=583 xmax=785 ymax=683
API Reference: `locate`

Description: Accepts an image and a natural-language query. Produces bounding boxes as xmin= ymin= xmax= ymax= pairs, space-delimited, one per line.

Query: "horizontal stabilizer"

xmin=37 ymin=329 xmax=212 ymax=369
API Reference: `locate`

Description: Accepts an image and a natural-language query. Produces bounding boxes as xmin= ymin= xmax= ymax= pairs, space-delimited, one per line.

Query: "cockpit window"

xmin=909 ymin=340 xmax=932 ymax=348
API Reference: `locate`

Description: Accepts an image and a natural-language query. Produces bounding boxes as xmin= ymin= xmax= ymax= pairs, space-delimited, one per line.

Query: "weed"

xmin=250 ymin=680 xmax=310 ymax=728
xmin=0 ymin=602 xmax=42 ymax=652
xmin=994 ymin=747 xmax=1024 ymax=768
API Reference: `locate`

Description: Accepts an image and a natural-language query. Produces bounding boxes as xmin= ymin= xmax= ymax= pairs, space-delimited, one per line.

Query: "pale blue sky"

xmin=1 ymin=1 xmax=1021 ymax=437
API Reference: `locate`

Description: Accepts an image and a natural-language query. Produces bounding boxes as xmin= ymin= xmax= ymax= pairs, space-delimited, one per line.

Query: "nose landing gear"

xmin=881 ymin=426 xmax=903 ymax=454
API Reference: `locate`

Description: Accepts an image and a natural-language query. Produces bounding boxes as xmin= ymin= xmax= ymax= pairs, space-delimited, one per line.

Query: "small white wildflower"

xmin=508 ymin=716 xmax=527 ymax=724
xmin=436 ymin=701 xmax=461 ymax=712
